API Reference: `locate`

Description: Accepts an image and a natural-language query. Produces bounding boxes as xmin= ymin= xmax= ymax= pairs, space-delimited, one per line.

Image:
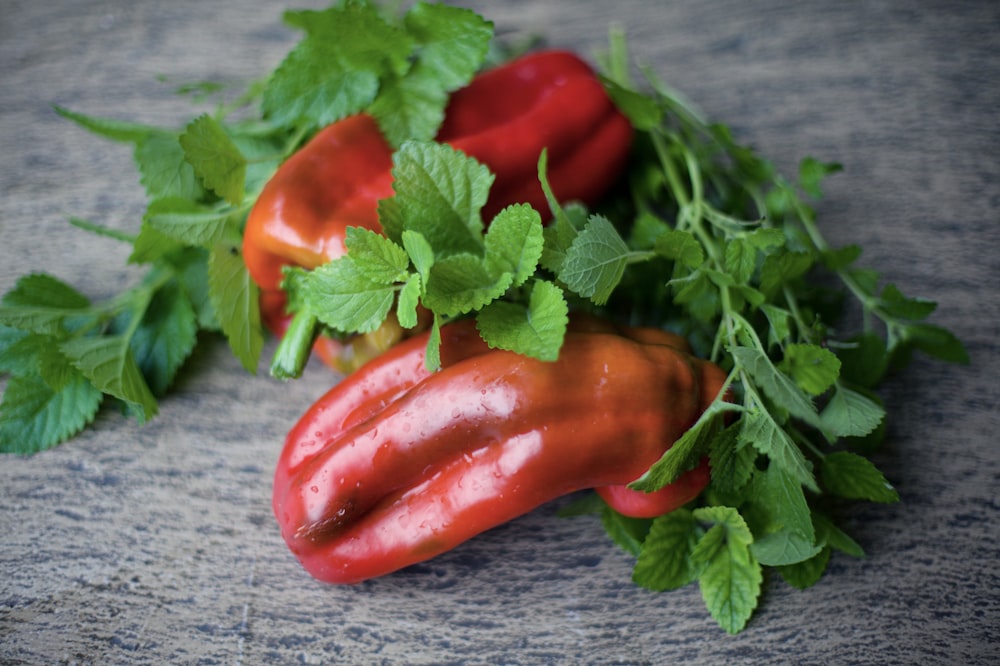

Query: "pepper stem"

xmin=270 ymin=309 xmax=320 ymax=380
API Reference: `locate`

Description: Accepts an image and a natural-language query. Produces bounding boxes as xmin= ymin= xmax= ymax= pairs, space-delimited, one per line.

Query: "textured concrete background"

xmin=1 ymin=1 xmax=998 ymax=664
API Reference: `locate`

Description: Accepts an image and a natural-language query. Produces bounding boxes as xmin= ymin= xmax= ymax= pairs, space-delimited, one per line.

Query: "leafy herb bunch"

xmin=0 ymin=1 xmax=966 ymax=634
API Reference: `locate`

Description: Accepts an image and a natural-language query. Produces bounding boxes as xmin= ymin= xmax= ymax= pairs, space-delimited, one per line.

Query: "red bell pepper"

xmin=243 ymin=49 xmax=633 ymax=372
xmin=272 ymin=318 xmax=726 ymax=584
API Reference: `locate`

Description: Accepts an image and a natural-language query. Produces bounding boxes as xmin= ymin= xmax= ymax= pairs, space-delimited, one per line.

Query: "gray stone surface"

xmin=1 ymin=1 xmax=997 ymax=664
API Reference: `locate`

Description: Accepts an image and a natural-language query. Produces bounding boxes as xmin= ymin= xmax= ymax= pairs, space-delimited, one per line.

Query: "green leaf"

xmin=144 ymin=197 xmax=235 ymax=247
xmin=821 ymin=451 xmax=899 ymax=503
xmin=821 ymin=244 xmax=862 ymax=271
xmin=129 ymin=223 xmax=185 ymax=265
xmin=128 ymin=279 xmax=199 ymax=396
xmin=760 ymin=304 xmax=792 ymax=347
xmin=751 ymin=529 xmax=822 ymax=567
xmin=777 ymin=546 xmax=831 ymax=589
xmin=629 ymin=406 xmax=723 ymax=492
xmin=603 ymin=78 xmax=663 ymax=131
xmin=345 ymin=226 xmax=411 ymax=284
xmin=632 ymin=509 xmax=700 ymax=591
xmin=759 ymin=250 xmax=814 ymax=298
xmin=820 ymin=385 xmax=886 ymax=438
xmin=654 ymin=228 xmax=704 ymax=269
xmin=423 ymin=315 xmax=443 ymax=372
xmin=708 ymin=423 xmax=755 ymax=495
xmin=484 ymin=203 xmax=545 ymax=288
xmin=300 ymin=256 xmax=397 ymax=334
xmin=208 ymin=243 xmax=263 ymax=374
xmin=724 ymin=237 xmax=758 ymax=284
xmin=878 ymin=283 xmax=937 ymax=321
xmin=779 ymin=343 xmax=841 ymax=396
xmin=558 ymin=215 xmax=630 ymax=305
xmin=813 ymin=511 xmax=865 ymax=558
xmin=475 ymin=279 xmax=568 ymax=361
xmin=738 ymin=408 xmax=818 ymax=492
xmin=600 ymin=504 xmax=652 ymax=557
xmin=750 ymin=464 xmax=815 ymax=542
xmin=2 ymin=273 xmax=90 ymax=309
xmin=264 ymin=2 xmax=413 ymax=130
xmin=396 ymin=274 xmax=423 ymax=329
xmin=60 ymin=335 xmax=158 ymax=422
xmin=390 ymin=141 xmax=493 ymax=256
xmin=730 ymin=345 xmax=821 ymax=428
xmin=54 ymin=105 xmax=157 ymax=143
xmin=402 ymin=2 xmax=493 ymax=91
xmin=401 ymin=230 xmax=435 ymax=285
xmin=423 ymin=253 xmax=512 ymax=316
xmin=692 ymin=506 xmax=762 ymax=635
xmin=798 ymin=157 xmax=842 ymax=198
xmin=179 ymin=114 xmax=247 ymax=205
xmin=835 ymin=333 xmax=889 ymax=389
xmin=900 ymin=323 xmax=969 ymax=364
xmin=135 ymin=132 xmax=203 ymax=201
xmin=0 ymin=372 xmax=103 ymax=454
xmin=369 ymin=70 xmax=448 ymax=147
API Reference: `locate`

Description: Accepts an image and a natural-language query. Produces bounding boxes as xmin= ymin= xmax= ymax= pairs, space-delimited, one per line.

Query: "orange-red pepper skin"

xmin=242 ymin=50 xmax=633 ymax=372
xmin=272 ymin=322 xmax=725 ymax=585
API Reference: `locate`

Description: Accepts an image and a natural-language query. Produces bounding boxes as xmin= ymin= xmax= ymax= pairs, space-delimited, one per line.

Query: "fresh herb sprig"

xmin=0 ymin=0 xmax=494 ymax=453
xmin=0 ymin=1 xmax=967 ymax=635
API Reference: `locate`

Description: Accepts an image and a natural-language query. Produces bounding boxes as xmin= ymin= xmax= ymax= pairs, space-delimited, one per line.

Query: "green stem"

xmin=269 ymin=309 xmax=321 ymax=380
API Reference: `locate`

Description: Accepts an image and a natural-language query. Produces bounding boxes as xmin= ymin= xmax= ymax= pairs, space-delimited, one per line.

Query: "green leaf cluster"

xmin=2 ymin=1 xmax=495 ymax=452
xmin=276 ymin=141 xmax=567 ymax=375
xmin=551 ymin=28 xmax=965 ymax=633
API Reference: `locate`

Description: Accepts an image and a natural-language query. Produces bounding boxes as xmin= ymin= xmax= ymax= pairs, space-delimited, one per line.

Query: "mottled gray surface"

xmin=1 ymin=1 xmax=998 ymax=664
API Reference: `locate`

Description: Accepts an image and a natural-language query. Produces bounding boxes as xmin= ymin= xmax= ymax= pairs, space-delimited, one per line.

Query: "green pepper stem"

xmin=270 ymin=309 xmax=320 ymax=380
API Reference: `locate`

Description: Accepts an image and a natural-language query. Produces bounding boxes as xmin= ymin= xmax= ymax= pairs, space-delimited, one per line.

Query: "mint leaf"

xmin=3 ymin=273 xmax=90 ymax=309
xmin=60 ymin=335 xmax=158 ymax=423
xmin=692 ymin=506 xmax=762 ymax=635
xmin=300 ymin=256 xmax=397 ymax=333
xmin=629 ymin=406 xmax=725 ymax=492
xmin=484 ymin=203 xmax=545 ymax=288
xmin=724 ymin=237 xmax=758 ymax=284
xmin=739 ymin=408 xmax=818 ymax=492
xmin=820 ymin=385 xmax=885 ymax=438
xmin=776 ymin=546 xmax=831 ymax=589
xmin=423 ymin=253 xmax=512 ymax=317
xmin=900 ymin=323 xmax=970 ymax=364
xmin=655 ymin=228 xmax=704 ymax=269
xmin=179 ymin=114 xmax=247 ymax=205
xmin=396 ymin=274 xmax=423 ymax=329
xmin=345 ymin=226 xmax=411 ymax=284
xmin=401 ymin=230 xmax=435 ymax=285
xmin=265 ymin=2 xmax=412 ymax=130
xmin=371 ymin=2 xmax=492 ymax=145
xmin=632 ymin=509 xmax=700 ymax=591
xmin=751 ymin=529 xmax=822 ymax=567
xmin=708 ymin=423 xmax=755 ymax=494
xmin=135 ymin=132 xmax=203 ymax=201
xmin=369 ymin=71 xmax=448 ymax=148
xmin=821 ymin=451 xmax=899 ymax=503
xmin=127 ymin=279 xmax=199 ymax=396
xmin=835 ymin=333 xmax=889 ymax=388
xmin=730 ymin=345 xmax=821 ymax=428
xmin=53 ymin=106 xmax=156 ymax=143
xmin=475 ymin=279 xmax=568 ymax=361
xmin=389 ymin=141 xmax=493 ymax=256
xmin=0 ymin=373 xmax=103 ymax=454
xmin=208 ymin=243 xmax=263 ymax=374
xmin=559 ymin=215 xmax=630 ymax=305
xmin=402 ymin=2 xmax=493 ymax=91
xmin=779 ymin=343 xmax=841 ymax=396
xmin=750 ymin=464 xmax=815 ymax=542
xmin=143 ymin=197 xmax=236 ymax=247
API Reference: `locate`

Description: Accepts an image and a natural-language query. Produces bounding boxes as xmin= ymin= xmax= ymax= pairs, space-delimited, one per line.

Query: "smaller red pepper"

xmin=243 ymin=50 xmax=633 ymax=373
